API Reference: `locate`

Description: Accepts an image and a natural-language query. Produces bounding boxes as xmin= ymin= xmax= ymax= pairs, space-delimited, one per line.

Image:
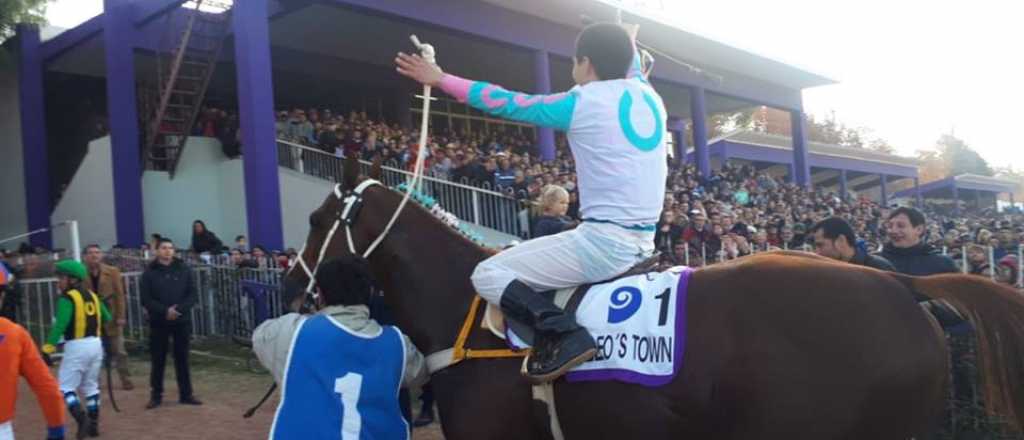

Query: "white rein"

xmin=290 ymin=35 xmax=437 ymax=298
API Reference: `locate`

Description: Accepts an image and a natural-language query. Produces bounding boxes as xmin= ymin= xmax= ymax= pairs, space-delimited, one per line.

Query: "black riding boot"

xmin=69 ymin=405 xmax=88 ymax=439
xmin=500 ymin=280 xmax=597 ymax=384
xmin=86 ymin=407 xmax=99 ymax=437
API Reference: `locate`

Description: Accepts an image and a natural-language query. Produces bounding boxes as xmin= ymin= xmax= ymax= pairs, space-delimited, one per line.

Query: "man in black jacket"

xmin=876 ymin=207 xmax=958 ymax=275
xmin=809 ymin=217 xmax=896 ymax=271
xmin=141 ymin=238 xmax=202 ymax=409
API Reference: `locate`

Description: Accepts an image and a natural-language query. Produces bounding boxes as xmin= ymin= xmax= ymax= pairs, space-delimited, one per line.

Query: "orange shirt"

xmin=0 ymin=317 xmax=64 ymax=428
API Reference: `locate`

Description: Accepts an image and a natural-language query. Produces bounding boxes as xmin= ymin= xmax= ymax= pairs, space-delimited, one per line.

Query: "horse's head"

xmin=281 ymin=154 xmax=490 ymax=355
xmin=282 ymin=154 xmax=389 ymax=312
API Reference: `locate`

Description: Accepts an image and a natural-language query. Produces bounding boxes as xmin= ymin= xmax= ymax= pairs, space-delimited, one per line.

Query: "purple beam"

xmin=104 ymin=0 xmax=145 ymax=247
xmin=17 ymin=24 xmax=52 ymax=248
xmin=790 ymin=110 xmax=810 ymax=187
xmin=323 ymin=0 xmax=802 ymax=111
xmin=667 ymin=116 xmax=686 ymax=164
xmin=233 ymin=0 xmax=284 ymax=250
xmin=690 ymin=87 xmax=710 ymax=179
xmin=952 ymin=183 xmax=960 ymax=216
xmin=880 ymin=175 xmax=888 ymax=207
xmin=534 ymin=50 xmax=555 ymax=161
xmin=914 ymin=177 xmax=922 ymax=208
xmin=839 ymin=169 xmax=848 ymax=201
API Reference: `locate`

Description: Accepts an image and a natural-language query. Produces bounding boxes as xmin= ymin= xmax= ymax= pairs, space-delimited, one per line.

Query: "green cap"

xmin=55 ymin=259 xmax=88 ymax=281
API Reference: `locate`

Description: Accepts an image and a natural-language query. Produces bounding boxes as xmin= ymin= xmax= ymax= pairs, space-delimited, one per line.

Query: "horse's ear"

xmin=369 ymin=155 xmax=383 ymax=180
xmin=342 ymin=154 xmax=360 ymax=191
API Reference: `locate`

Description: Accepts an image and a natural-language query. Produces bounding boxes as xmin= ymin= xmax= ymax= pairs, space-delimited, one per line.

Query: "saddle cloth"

xmin=484 ymin=266 xmax=693 ymax=387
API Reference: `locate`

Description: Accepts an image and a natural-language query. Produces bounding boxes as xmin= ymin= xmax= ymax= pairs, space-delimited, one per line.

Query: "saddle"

xmin=482 ymin=254 xmax=662 ymax=343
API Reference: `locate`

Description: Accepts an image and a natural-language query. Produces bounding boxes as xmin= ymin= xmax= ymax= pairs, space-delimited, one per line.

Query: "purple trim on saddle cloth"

xmin=566 ymin=267 xmax=693 ymax=387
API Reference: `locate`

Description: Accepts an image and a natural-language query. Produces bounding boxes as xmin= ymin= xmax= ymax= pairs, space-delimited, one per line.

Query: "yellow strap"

xmin=67 ymin=289 xmax=86 ymax=339
xmin=451 ymin=295 xmax=527 ymax=363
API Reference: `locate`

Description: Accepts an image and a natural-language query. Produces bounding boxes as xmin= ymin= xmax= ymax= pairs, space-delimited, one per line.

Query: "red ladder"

xmin=146 ymin=0 xmax=232 ymax=175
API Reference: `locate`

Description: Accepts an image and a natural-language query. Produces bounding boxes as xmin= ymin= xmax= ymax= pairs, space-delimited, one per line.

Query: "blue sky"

xmin=45 ymin=0 xmax=1022 ymax=168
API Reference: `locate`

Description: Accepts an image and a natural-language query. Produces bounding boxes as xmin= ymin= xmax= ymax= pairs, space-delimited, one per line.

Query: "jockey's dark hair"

xmin=315 ymin=255 xmax=374 ymax=307
xmin=575 ymin=23 xmax=633 ymax=81
xmin=887 ymin=206 xmax=926 ymax=228
xmin=809 ymin=217 xmax=857 ymax=247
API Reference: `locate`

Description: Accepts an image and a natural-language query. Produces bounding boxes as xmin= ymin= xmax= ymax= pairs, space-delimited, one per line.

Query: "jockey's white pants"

xmin=472 ymin=221 xmax=655 ymax=305
xmin=0 ymin=421 xmax=12 ymax=440
xmin=58 ymin=337 xmax=103 ymax=397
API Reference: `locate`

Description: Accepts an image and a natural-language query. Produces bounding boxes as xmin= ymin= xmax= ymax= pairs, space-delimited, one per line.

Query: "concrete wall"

xmin=51 ymin=137 xmax=117 ymax=250
xmin=0 ymin=57 xmax=28 ymax=244
xmin=44 ymin=135 xmax=518 ymax=252
xmin=142 ymin=137 xmax=248 ymax=249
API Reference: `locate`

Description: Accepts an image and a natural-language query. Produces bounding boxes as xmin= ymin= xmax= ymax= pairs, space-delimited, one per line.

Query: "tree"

xmin=0 ymin=0 xmax=51 ymax=42
xmin=935 ymin=133 xmax=993 ymax=176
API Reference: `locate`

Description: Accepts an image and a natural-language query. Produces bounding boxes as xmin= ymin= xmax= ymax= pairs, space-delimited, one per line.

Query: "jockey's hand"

xmin=395 ymin=52 xmax=444 ymax=87
xmin=41 ymin=343 xmax=56 ymax=355
xmin=622 ymin=22 xmax=640 ymax=43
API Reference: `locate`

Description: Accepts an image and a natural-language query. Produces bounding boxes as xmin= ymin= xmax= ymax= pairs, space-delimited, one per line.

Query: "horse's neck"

xmin=376 ymin=222 xmax=489 ymax=356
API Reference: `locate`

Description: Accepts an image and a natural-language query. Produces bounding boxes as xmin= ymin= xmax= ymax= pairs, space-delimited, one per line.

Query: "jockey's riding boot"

xmin=86 ymin=408 xmax=99 ymax=437
xmin=499 ymin=280 xmax=597 ymax=384
xmin=69 ymin=406 xmax=88 ymax=440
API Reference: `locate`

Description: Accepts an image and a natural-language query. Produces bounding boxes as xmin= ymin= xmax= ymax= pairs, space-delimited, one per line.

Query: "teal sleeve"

xmin=465 ymin=82 xmax=577 ymax=131
xmin=45 ymin=297 xmax=73 ymax=346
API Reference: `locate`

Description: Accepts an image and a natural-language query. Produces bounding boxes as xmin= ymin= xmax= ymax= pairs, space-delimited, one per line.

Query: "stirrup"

xmin=520 ymin=328 xmax=597 ymax=384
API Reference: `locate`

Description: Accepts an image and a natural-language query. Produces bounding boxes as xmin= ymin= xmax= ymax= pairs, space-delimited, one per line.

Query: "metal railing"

xmin=15 ymin=264 xmax=286 ymax=346
xmin=276 ymin=139 xmax=532 ymax=237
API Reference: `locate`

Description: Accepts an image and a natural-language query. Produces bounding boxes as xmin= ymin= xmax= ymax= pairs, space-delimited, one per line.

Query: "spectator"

xmin=965 ymin=244 xmax=992 ymax=276
xmin=682 ymin=210 xmax=712 ymax=251
xmin=229 ymin=249 xmax=245 ymax=267
xmin=876 ymin=207 xmax=958 ymax=276
xmin=809 ymin=217 xmax=896 ymax=271
xmin=235 ymin=235 xmax=248 ymax=252
xmin=83 ymin=244 xmax=133 ymax=390
xmin=190 ymin=220 xmax=223 ymax=255
xmin=995 ymin=254 xmax=1019 ymax=286
xmin=654 ymin=210 xmax=682 ymax=252
xmin=141 ymin=238 xmax=202 ymax=409
xmin=532 ymin=185 xmax=574 ymax=238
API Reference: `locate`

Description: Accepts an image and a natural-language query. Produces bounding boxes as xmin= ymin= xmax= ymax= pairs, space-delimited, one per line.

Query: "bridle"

xmin=287 ymin=34 xmax=437 ymax=311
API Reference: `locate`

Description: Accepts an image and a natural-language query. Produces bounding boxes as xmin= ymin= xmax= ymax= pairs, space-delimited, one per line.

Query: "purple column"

xmin=667 ymin=116 xmax=686 ymax=165
xmin=952 ymin=183 xmax=960 ymax=216
xmin=233 ymin=0 xmax=284 ymax=250
xmin=880 ymin=175 xmax=888 ymax=207
xmin=534 ymin=50 xmax=555 ymax=161
xmin=914 ymin=177 xmax=923 ymax=208
xmin=16 ymin=24 xmax=52 ymax=248
xmin=839 ymin=169 xmax=848 ymax=201
xmin=689 ymin=88 xmax=710 ymax=179
xmin=790 ymin=110 xmax=810 ymax=188
xmin=103 ymin=0 xmax=145 ymax=247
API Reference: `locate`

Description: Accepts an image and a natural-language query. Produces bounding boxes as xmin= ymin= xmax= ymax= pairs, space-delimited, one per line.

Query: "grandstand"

xmin=2 ymin=0 xmax=1001 ymax=252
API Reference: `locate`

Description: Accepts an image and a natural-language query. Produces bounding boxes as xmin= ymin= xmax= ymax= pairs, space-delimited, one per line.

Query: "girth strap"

xmin=425 ymin=295 xmax=528 ymax=374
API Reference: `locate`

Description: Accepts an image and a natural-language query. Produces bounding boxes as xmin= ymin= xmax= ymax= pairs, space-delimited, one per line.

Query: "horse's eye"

xmin=309 ymin=214 xmax=320 ymax=228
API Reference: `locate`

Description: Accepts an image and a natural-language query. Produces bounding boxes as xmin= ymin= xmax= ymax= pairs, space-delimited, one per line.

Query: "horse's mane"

xmin=371 ymin=180 xmax=498 ymax=257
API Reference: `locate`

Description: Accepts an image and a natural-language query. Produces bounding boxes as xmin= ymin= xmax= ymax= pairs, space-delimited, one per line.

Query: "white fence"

xmin=276 ymin=139 xmax=532 ymax=238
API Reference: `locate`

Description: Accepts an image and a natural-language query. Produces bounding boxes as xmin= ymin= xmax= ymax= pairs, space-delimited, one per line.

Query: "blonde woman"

xmin=532 ymin=185 xmax=575 ymax=238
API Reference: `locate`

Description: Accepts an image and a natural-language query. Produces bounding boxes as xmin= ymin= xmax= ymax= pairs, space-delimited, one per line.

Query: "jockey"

xmin=0 ymin=263 xmax=66 ymax=440
xmin=253 ymin=255 xmax=427 ymax=439
xmin=42 ymin=260 xmax=111 ymax=438
xmin=396 ymin=22 xmax=667 ymax=382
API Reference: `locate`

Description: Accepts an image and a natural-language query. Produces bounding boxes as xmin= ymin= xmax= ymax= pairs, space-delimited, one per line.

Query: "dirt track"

xmin=13 ymin=352 xmax=444 ymax=439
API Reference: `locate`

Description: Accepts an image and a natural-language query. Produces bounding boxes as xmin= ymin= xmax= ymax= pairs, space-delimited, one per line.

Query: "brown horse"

xmin=283 ymin=158 xmax=1024 ymax=439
